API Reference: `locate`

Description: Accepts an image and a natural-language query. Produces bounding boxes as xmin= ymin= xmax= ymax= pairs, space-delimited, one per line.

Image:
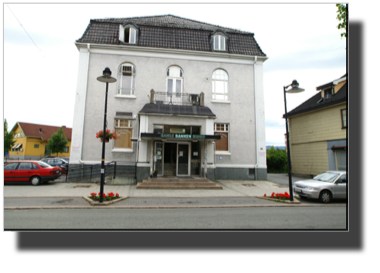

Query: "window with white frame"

xmin=114 ymin=119 xmax=133 ymax=149
xmin=117 ymin=63 xmax=136 ymax=96
xmin=166 ymin=66 xmax=183 ymax=98
xmin=119 ymin=25 xmax=137 ymax=44
xmin=214 ymin=123 xmax=229 ymax=152
xmin=64 ymin=146 xmax=69 ymax=153
xmin=213 ymin=35 xmax=226 ymax=51
xmin=212 ymin=69 xmax=229 ymax=101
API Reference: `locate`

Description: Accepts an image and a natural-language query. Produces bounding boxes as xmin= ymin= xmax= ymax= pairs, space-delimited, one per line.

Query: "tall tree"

xmin=4 ymin=119 xmax=16 ymax=156
xmin=47 ymin=127 xmax=68 ymax=156
xmin=336 ymin=4 xmax=347 ymax=38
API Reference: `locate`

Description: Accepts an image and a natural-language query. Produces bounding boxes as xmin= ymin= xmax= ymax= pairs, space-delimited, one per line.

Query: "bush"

xmin=266 ymin=146 xmax=288 ymax=173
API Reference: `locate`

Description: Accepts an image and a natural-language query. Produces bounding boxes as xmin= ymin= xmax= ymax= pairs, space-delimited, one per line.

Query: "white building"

xmin=70 ymin=15 xmax=268 ymax=182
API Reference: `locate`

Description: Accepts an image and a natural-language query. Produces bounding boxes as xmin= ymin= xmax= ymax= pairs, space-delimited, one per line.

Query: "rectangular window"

xmin=324 ymin=88 xmax=332 ymax=99
xmin=114 ymin=119 xmax=133 ymax=149
xmin=34 ymin=144 xmax=39 ymax=148
xmin=341 ymin=109 xmax=346 ymax=128
xmin=214 ymin=123 xmax=229 ymax=151
xmin=118 ymin=65 xmax=136 ymax=96
xmin=64 ymin=146 xmax=69 ymax=153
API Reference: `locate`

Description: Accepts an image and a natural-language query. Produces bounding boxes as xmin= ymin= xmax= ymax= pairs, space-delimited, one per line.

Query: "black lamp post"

xmin=283 ymin=80 xmax=305 ymax=201
xmin=97 ymin=67 xmax=117 ymax=203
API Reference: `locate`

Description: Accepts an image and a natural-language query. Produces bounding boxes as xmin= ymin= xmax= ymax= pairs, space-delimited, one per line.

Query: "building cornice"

xmin=75 ymin=42 xmax=268 ymax=64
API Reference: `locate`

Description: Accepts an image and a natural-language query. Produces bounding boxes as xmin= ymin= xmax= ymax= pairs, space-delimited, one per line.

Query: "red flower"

xmin=90 ymin=192 xmax=96 ymax=196
xmin=264 ymin=194 xmax=267 ymax=197
xmin=116 ymin=193 xmax=119 ymax=197
xmin=96 ymin=130 xmax=118 ymax=142
xmin=108 ymin=192 xmax=115 ymax=197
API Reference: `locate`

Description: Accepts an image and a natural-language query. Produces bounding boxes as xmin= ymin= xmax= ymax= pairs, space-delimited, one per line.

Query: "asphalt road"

xmin=4 ymin=206 xmax=347 ymax=229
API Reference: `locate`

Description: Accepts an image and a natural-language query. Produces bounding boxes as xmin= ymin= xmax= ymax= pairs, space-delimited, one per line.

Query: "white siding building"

xmin=70 ymin=15 xmax=268 ymax=182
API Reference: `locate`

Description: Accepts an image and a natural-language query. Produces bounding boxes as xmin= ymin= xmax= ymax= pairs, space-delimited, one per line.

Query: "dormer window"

xmin=119 ymin=24 xmax=138 ymax=44
xmin=125 ymin=27 xmax=137 ymax=43
xmin=324 ymin=88 xmax=333 ymax=99
xmin=213 ymin=35 xmax=226 ymax=51
xmin=211 ymin=31 xmax=228 ymax=51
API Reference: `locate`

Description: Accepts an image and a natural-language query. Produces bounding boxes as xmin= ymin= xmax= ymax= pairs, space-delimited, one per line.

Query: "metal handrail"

xmin=67 ymin=161 xmax=117 ymax=181
xmin=154 ymin=91 xmax=200 ymax=106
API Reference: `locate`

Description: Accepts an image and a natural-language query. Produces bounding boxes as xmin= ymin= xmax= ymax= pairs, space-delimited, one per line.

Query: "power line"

xmin=6 ymin=4 xmax=44 ymax=57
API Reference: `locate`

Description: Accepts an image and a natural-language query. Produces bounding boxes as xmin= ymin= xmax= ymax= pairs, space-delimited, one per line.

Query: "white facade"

xmin=70 ymin=17 xmax=268 ymax=182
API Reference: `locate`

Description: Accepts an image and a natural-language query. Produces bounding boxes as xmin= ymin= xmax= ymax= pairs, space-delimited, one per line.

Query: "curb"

xmin=256 ymin=196 xmax=301 ymax=204
xmin=4 ymin=203 xmax=346 ymax=210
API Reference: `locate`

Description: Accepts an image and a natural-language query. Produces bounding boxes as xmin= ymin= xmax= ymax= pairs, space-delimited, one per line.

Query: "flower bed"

xmin=83 ymin=192 xmax=128 ymax=206
xmin=260 ymin=192 xmax=300 ymax=204
xmin=89 ymin=192 xmax=120 ymax=201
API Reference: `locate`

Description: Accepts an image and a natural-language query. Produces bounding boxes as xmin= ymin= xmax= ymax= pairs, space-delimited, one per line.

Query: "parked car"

xmin=4 ymin=161 xmax=61 ymax=185
xmin=293 ymin=171 xmax=347 ymax=203
xmin=41 ymin=158 xmax=69 ymax=174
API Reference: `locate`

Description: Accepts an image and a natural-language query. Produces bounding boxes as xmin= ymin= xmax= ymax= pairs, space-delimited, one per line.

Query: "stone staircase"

xmin=136 ymin=177 xmax=223 ymax=190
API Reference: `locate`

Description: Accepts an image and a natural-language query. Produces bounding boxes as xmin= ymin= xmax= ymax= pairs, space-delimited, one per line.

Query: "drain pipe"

xmin=253 ymin=56 xmax=259 ymax=179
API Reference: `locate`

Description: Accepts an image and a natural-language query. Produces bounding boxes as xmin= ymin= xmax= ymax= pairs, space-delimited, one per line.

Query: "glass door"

xmin=177 ymin=143 xmax=190 ymax=176
xmin=154 ymin=142 xmax=163 ymax=176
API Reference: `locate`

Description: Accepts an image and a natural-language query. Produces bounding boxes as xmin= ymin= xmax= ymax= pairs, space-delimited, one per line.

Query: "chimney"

xmin=200 ymin=92 xmax=205 ymax=107
xmin=150 ymin=89 xmax=155 ymax=104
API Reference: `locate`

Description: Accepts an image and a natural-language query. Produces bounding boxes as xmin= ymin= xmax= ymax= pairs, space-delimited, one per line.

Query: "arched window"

xmin=212 ymin=69 xmax=228 ymax=101
xmin=117 ymin=63 xmax=136 ymax=96
xmin=166 ymin=66 xmax=183 ymax=96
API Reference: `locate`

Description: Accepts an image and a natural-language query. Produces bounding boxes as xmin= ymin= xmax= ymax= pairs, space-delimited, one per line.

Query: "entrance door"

xmin=154 ymin=142 xmax=163 ymax=176
xmin=177 ymin=143 xmax=190 ymax=176
xmin=164 ymin=143 xmax=177 ymax=176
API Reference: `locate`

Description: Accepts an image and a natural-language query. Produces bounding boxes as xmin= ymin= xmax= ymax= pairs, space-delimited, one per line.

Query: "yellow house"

xmin=8 ymin=122 xmax=72 ymax=160
xmin=285 ymin=74 xmax=347 ymax=176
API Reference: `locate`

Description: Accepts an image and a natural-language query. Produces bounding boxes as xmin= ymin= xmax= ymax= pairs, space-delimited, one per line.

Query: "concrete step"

xmin=136 ymin=178 xmax=223 ymax=190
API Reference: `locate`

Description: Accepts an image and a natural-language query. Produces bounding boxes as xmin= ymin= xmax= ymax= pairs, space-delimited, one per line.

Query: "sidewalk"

xmin=5 ymin=179 xmax=306 ymax=209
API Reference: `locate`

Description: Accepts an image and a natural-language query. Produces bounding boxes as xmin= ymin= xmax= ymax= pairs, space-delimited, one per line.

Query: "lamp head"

xmin=97 ymin=67 xmax=117 ymax=83
xmin=103 ymin=67 xmax=112 ymax=77
xmin=286 ymin=80 xmax=305 ymax=93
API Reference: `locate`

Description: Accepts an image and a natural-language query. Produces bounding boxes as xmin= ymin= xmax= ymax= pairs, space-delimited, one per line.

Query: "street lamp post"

xmin=97 ymin=67 xmax=117 ymax=203
xmin=283 ymin=80 xmax=304 ymax=201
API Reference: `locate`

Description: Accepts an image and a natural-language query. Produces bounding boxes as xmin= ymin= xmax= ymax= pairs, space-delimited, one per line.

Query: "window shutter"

xmin=119 ymin=25 xmax=125 ymax=42
xmin=130 ymin=28 xmax=136 ymax=43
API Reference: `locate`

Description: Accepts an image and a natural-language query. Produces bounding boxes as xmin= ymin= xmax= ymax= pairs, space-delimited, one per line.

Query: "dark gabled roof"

xmin=139 ymin=104 xmax=216 ymax=118
xmin=76 ymin=14 xmax=266 ymax=57
xmin=13 ymin=122 xmax=72 ymax=141
xmin=284 ymin=83 xmax=347 ymax=118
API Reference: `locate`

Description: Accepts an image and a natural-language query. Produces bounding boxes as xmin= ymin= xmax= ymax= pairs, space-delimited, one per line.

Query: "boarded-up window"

xmin=214 ymin=123 xmax=229 ymax=151
xmin=114 ymin=119 xmax=133 ymax=149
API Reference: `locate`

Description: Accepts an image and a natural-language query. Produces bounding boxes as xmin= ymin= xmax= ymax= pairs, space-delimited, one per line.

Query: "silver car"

xmin=293 ymin=171 xmax=347 ymax=203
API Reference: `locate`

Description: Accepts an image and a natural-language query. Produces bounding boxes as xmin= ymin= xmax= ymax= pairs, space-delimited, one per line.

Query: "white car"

xmin=293 ymin=171 xmax=347 ymax=203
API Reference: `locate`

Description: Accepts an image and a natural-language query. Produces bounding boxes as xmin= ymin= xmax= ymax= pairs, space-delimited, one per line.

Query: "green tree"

xmin=47 ymin=127 xmax=68 ymax=156
xmin=336 ymin=4 xmax=347 ymax=38
xmin=4 ymin=119 xmax=16 ymax=156
xmin=266 ymin=146 xmax=288 ymax=173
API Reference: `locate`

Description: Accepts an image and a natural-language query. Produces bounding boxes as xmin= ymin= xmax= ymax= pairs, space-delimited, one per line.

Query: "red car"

xmin=4 ymin=161 xmax=61 ymax=185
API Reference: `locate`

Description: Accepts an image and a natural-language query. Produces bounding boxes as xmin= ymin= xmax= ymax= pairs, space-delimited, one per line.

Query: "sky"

xmin=2 ymin=2 xmax=346 ymax=147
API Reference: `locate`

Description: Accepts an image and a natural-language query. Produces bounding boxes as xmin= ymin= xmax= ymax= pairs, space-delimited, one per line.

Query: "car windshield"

xmin=37 ymin=161 xmax=52 ymax=168
xmin=313 ymin=172 xmax=340 ymax=183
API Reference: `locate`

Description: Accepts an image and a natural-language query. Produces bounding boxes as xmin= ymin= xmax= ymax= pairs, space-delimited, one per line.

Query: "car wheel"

xmin=319 ymin=190 xmax=332 ymax=203
xmin=30 ymin=176 xmax=41 ymax=186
